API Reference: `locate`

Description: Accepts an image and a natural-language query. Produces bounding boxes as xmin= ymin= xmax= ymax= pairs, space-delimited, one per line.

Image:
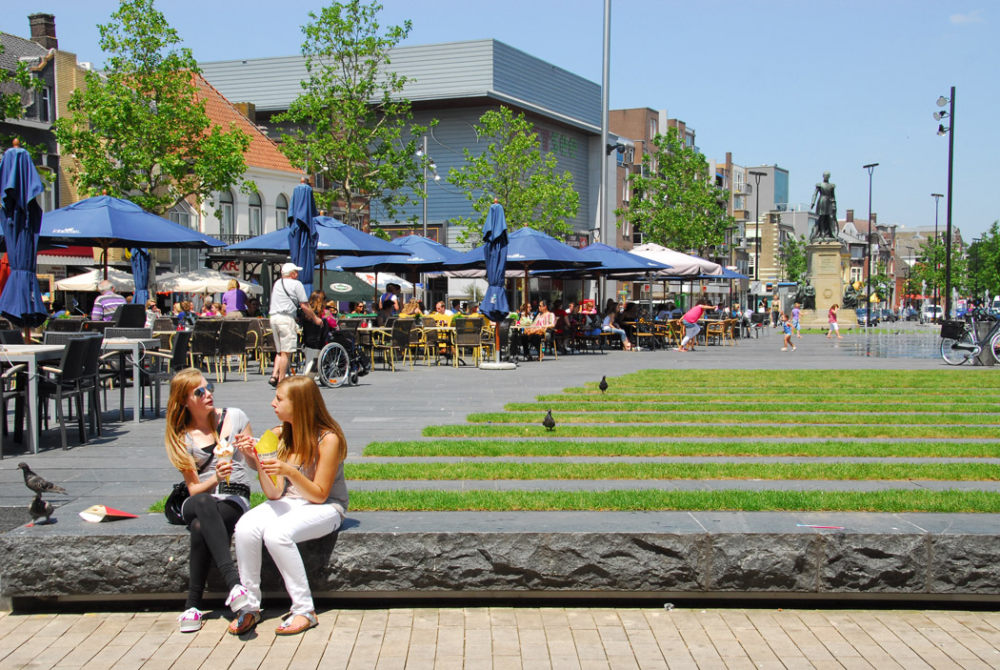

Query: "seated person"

xmin=602 ymin=301 xmax=631 ymax=351
xmin=523 ymin=300 xmax=555 ymax=360
xmin=426 ymin=301 xmax=453 ymax=326
xmin=399 ymin=299 xmax=423 ymax=319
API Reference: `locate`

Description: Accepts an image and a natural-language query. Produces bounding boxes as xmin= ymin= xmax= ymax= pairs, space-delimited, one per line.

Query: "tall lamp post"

xmin=416 ymin=136 xmax=440 ymax=238
xmin=749 ymin=170 xmax=766 ymax=287
xmin=863 ymin=162 xmax=879 ymax=332
xmin=935 ymin=87 xmax=956 ymax=318
xmin=931 ymin=192 xmax=943 ymax=319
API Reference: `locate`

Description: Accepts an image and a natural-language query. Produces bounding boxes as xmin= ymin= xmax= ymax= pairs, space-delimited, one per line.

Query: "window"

xmin=218 ymin=190 xmax=234 ymax=238
xmin=275 ymin=193 xmax=288 ymax=229
xmin=249 ymin=192 xmax=262 ymax=237
xmin=38 ymin=87 xmax=51 ymax=123
xmin=649 ymin=118 xmax=657 ymax=140
xmin=169 ymin=203 xmax=201 ymax=273
xmin=850 ymin=267 xmax=863 ymax=283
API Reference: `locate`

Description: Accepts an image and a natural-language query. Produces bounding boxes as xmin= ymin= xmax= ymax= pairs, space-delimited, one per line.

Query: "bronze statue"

xmin=810 ymin=171 xmax=839 ymax=241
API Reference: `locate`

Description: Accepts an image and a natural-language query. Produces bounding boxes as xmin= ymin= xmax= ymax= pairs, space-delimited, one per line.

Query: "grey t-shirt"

xmin=184 ymin=407 xmax=252 ymax=493
xmin=270 ymin=277 xmax=307 ymax=316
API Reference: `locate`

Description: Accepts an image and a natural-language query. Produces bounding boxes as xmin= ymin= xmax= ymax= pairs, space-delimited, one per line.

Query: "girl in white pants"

xmin=229 ymin=376 xmax=349 ymax=637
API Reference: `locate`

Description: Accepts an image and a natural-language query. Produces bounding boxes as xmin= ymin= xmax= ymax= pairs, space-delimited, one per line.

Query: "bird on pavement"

xmin=542 ymin=410 xmax=555 ymax=431
xmin=599 ymin=376 xmax=608 ymax=393
xmin=18 ymin=463 xmax=68 ymax=496
xmin=28 ymin=493 xmax=53 ymax=526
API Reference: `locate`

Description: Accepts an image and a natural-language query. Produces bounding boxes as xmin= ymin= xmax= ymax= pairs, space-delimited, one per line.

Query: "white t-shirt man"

xmin=270 ymin=275 xmax=307 ymax=316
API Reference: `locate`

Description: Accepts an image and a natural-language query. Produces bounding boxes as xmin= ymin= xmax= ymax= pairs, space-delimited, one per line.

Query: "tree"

xmin=53 ymin=0 xmax=250 ymax=215
xmin=0 ymin=42 xmax=44 ymax=156
xmin=448 ymin=106 xmax=579 ymax=242
xmin=908 ymin=236 xmax=967 ymax=301
xmin=779 ymin=235 xmax=807 ymax=283
xmin=276 ymin=0 xmax=426 ymax=230
xmin=965 ymin=221 xmax=1000 ymax=299
xmin=617 ymin=128 xmax=732 ymax=254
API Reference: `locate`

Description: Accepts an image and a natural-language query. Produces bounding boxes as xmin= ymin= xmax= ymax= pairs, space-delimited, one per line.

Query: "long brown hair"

xmin=164 ymin=368 xmax=219 ymax=472
xmin=276 ymin=376 xmax=346 ymax=467
xmin=308 ymin=290 xmax=325 ymax=315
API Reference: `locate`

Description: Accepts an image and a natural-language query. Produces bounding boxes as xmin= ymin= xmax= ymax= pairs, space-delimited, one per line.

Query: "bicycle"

xmin=939 ymin=309 xmax=1000 ymax=365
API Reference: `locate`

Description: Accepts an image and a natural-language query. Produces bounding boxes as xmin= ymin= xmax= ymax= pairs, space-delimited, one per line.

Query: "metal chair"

xmin=38 ymin=337 xmax=90 ymax=450
xmin=216 ymin=319 xmax=250 ymax=381
xmin=189 ymin=319 xmax=223 ymax=376
xmin=139 ymin=330 xmax=192 ymax=417
xmin=46 ymin=318 xmax=85 ymax=332
xmin=453 ymin=317 xmax=484 ymax=366
xmin=370 ymin=319 xmax=414 ymax=371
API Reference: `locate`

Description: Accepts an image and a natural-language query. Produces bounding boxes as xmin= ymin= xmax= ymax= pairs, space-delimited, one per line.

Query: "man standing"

xmin=268 ymin=262 xmax=322 ymax=387
xmin=91 ymin=279 xmax=126 ymax=321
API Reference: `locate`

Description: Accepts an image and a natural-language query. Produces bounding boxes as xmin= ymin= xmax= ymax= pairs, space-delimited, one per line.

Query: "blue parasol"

xmin=0 ymin=145 xmax=47 ymax=328
xmin=323 ymin=234 xmax=462 ymax=273
xmin=480 ymin=203 xmax=509 ymax=323
xmin=287 ymin=181 xmax=319 ymax=295
xmin=229 ymin=216 xmax=406 ymax=257
xmin=130 ymin=247 xmax=151 ymax=304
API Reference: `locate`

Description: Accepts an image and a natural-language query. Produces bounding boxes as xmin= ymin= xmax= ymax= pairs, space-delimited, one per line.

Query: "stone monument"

xmin=797 ymin=171 xmax=857 ymax=328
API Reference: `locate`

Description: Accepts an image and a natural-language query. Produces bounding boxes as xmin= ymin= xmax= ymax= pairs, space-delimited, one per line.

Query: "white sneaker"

xmin=225 ymin=584 xmax=250 ymax=612
xmin=178 ymin=608 xmax=206 ymax=633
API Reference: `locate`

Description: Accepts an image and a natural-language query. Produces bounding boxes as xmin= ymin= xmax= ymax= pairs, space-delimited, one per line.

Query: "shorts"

xmin=270 ymin=313 xmax=299 ymax=353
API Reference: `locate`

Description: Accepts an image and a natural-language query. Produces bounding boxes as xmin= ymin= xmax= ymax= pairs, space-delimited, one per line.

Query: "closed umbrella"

xmin=287 ymin=181 xmax=319 ymax=295
xmin=480 ymin=203 xmax=509 ymax=323
xmin=0 ymin=144 xmax=47 ymax=328
xmin=130 ymin=247 xmax=150 ymax=304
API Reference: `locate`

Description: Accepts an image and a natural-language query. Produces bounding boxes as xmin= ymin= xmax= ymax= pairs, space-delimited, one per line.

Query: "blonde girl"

xmin=165 ymin=368 xmax=256 ymax=633
xmin=229 ymin=376 xmax=348 ymax=636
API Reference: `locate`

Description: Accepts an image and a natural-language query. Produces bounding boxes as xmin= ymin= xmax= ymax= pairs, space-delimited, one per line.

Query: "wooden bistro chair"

xmin=370 ymin=319 xmax=414 ymax=371
xmin=453 ymin=317 xmax=485 ymax=366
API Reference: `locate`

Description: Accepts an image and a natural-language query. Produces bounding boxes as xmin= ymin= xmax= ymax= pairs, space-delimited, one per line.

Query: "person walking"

xmin=780 ymin=313 xmax=796 ymax=351
xmin=827 ymin=303 xmax=843 ymax=339
xmin=675 ymin=298 xmax=714 ymax=352
xmin=791 ymin=302 xmax=802 ymax=338
xmin=165 ymin=369 xmax=256 ymax=633
xmin=268 ymin=263 xmax=322 ymax=388
xmin=228 ymin=376 xmax=349 ymax=637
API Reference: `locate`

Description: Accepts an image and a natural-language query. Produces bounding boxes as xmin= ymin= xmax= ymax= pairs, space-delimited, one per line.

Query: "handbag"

xmin=164 ymin=409 xmax=228 ymax=525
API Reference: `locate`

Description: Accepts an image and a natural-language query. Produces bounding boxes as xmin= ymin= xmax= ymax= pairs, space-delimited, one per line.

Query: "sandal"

xmin=275 ymin=611 xmax=318 ymax=636
xmin=267 ymin=376 xmax=279 ymax=388
xmin=227 ymin=610 xmax=262 ymax=636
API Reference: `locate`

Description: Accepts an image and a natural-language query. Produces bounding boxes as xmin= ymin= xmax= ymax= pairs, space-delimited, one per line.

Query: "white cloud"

xmin=950 ymin=9 xmax=984 ymax=24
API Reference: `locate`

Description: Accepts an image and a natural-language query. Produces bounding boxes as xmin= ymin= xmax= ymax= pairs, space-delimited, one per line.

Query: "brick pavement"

xmin=1 ymin=606 xmax=999 ymax=669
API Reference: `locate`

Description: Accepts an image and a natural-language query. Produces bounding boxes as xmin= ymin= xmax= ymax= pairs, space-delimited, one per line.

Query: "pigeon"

xmin=28 ymin=493 xmax=53 ymax=526
xmin=598 ymin=376 xmax=608 ymax=393
xmin=542 ymin=410 xmax=555 ymax=431
xmin=18 ymin=463 xmax=68 ymax=496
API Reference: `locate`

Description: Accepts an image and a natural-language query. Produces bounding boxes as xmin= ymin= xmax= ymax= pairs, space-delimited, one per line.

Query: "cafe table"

xmin=0 ymin=344 xmax=65 ymax=454
xmin=101 ymin=337 xmax=160 ymax=423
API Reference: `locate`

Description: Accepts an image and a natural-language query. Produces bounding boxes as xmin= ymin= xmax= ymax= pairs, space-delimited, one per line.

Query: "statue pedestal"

xmin=799 ymin=241 xmax=856 ymax=328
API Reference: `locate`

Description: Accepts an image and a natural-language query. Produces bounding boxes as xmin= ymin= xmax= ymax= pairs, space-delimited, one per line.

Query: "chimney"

xmin=233 ymin=102 xmax=256 ymax=124
xmin=846 ymin=209 xmax=854 ymax=222
xmin=29 ymin=13 xmax=58 ymax=50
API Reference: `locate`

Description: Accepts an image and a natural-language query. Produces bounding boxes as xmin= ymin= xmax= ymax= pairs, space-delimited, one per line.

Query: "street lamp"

xmin=935 ymin=87 xmax=956 ymax=318
xmin=863 ymin=162 xmax=879 ymax=332
xmin=749 ymin=170 xmax=766 ymax=284
xmin=931 ymin=192 xmax=943 ymax=320
xmin=416 ymin=135 xmax=440 ymax=239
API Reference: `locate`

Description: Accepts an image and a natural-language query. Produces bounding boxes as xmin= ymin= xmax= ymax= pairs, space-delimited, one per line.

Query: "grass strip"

xmin=423 ymin=424 xmax=996 ymax=439
xmin=466 ymin=412 xmax=1000 ymax=426
xmin=507 ymin=401 xmax=997 ymax=414
xmin=346 ymin=489 xmax=1000 ymax=513
xmin=535 ymin=392 xmax=998 ymax=403
xmin=345 ymin=461 xmax=999 ymax=481
xmin=364 ymin=439 xmax=1000 ymax=458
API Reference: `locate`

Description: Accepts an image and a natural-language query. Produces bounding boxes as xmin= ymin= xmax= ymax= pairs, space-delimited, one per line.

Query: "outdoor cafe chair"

xmin=453 ymin=317 xmax=484 ymax=366
xmin=138 ymin=329 xmax=192 ymax=417
xmin=632 ymin=318 xmax=656 ymax=351
xmin=0 ymin=330 xmax=25 ymax=345
xmin=705 ymin=320 xmax=726 ymax=346
xmin=370 ymin=318 xmax=414 ymax=371
xmin=216 ymin=319 xmax=250 ymax=382
xmin=38 ymin=336 xmax=90 ymax=451
xmin=46 ymin=318 xmax=85 ymax=332
xmin=189 ymin=319 xmax=223 ymax=377
xmin=422 ymin=323 xmax=456 ymax=366
xmin=0 ymin=361 xmax=27 ymax=458
xmin=111 ymin=303 xmax=147 ymax=328
xmin=78 ymin=334 xmax=105 ymax=437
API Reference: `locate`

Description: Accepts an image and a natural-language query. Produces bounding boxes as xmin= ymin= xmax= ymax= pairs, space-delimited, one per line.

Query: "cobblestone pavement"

xmin=1 ymin=606 xmax=999 ymax=669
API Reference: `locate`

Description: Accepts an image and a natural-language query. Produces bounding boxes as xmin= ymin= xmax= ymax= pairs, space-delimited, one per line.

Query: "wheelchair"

xmin=306 ymin=326 xmax=371 ymax=388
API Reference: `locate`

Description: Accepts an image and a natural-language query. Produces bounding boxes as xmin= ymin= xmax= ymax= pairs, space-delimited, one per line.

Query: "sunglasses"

xmin=192 ymin=383 xmax=214 ymax=398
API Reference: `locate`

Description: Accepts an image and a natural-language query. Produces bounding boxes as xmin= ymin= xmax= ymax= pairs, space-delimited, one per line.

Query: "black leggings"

xmin=182 ymin=492 xmax=244 ymax=610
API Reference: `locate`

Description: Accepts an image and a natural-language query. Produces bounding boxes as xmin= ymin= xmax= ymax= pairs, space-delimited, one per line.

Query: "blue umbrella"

xmin=532 ymin=242 xmax=671 ymax=278
xmin=227 ymin=216 xmax=406 ymax=257
xmin=323 ymin=234 xmax=463 ymax=273
xmin=130 ymin=247 xmax=151 ymax=304
xmin=35 ymin=194 xmax=225 ymax=277
xmin=287 ymin=181 xmax=319 ymax=295
xmin=480 ymin=203 xmax=509 ymax=323
xmin=0 ymin=145 xmax=47 ymax=327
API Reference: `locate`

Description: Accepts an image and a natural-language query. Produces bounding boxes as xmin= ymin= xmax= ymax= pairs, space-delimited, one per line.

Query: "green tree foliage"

xmin=780 ymin=235 xmax=807 ymax=283
xmin=53 ymin=0 xmax=250 ymax=215
xmin=965 ymin=221 xmax=1000 ymax=298
xmin=908 ymin=236 xmax=967 ymax=299
xmin=448 ymin=106 xmax=579 ymax=242
xmin=0 ymin=42 xmax=40 ymax=121
xmin=277 ymin=0 xmax=426 ymax=230
xmin=617 ymin=128 xmax=732 ymax=254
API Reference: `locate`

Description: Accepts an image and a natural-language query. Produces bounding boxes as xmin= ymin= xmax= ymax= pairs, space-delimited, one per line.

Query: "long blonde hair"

xmin=276 ymin=376 xmax=346 ymax=467
xmin=164 ymin=368 xmax=219 ymax=472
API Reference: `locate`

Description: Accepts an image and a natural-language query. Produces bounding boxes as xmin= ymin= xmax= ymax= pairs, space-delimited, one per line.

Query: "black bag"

xmin=164 ymin=409 xmax=228 ymax=525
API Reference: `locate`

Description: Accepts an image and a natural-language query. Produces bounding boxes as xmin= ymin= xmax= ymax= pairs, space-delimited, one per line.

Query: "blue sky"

xmin=4 ymin=1 xmax=997 ymax=239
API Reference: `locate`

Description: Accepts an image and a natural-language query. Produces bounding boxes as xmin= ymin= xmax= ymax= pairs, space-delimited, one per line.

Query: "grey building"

xmin=200 ymin=39 xmax=611 ymax=251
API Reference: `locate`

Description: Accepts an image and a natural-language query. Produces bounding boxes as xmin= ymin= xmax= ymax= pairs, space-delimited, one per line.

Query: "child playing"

xmin=780 ymin=313 xmax=796 ymax=351
xmin=791 ymin=302 xmax=802 ymax=338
